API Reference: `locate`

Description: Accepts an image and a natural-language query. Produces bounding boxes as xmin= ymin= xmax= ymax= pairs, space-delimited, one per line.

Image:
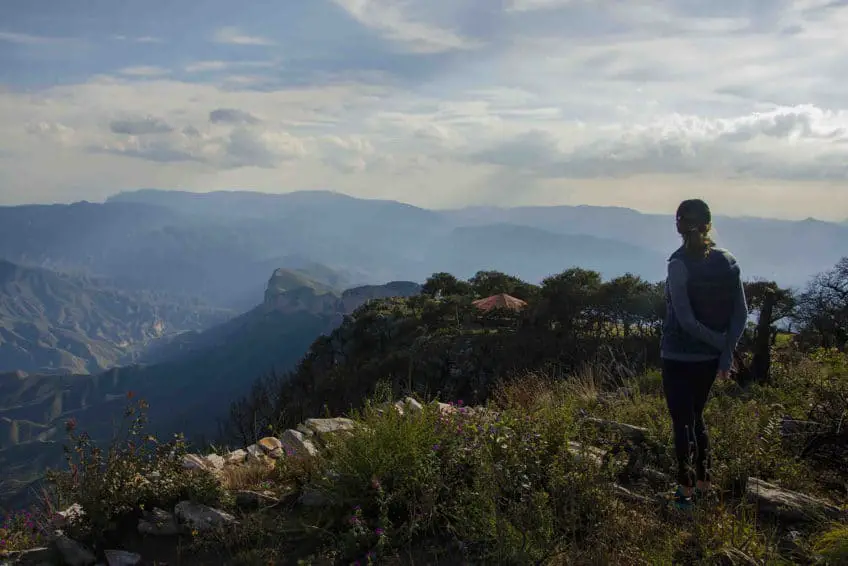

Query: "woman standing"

xmin=661 ymin=199 xmax=748 ymax=509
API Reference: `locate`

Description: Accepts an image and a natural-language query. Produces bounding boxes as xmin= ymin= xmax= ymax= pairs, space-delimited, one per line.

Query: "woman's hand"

xmin=717 ymin=369 xmax=730 ymax=381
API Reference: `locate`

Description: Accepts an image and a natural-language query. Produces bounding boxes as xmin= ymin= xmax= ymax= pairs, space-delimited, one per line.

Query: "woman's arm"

xmin=667 ymin=259 xmax=727 ymax=351
xmin=719 ymin=265 xmax=748 ymax=372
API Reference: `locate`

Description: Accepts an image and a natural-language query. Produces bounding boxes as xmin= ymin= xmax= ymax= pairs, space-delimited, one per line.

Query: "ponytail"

xmin=682 ymin=223 xmax=714 ymax=258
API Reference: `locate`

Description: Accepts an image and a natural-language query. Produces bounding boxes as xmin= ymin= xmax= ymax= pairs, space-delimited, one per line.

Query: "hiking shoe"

xmin=671 ymin=486 xmax=695 ymax=511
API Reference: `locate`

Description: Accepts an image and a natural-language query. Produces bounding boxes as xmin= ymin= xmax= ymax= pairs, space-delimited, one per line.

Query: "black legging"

xmin=662 ymin=358 xmax=718 ymax=487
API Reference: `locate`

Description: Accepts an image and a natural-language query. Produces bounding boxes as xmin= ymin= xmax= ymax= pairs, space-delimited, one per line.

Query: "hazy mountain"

xmin=2 ymin=190 xmax=845 ymax=316
xmin=0 ymin=260 xmax=232 ymax=374
xmin=442 ymin=206 xmax=848 ymax=288
xmin=0 ymin=271 xmax=421 ymax=508
xmin=427 ymin=224 xmax=667 ymax=283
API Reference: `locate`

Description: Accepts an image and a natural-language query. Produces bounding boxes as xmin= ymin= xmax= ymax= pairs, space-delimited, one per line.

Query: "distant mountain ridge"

xmin=4 ymin=190 xmax=844 ymax=314
xmin=0 ymin=269 xmax=421 ymax=507
xmin=0 ymin=259 xmax=232 ymax=374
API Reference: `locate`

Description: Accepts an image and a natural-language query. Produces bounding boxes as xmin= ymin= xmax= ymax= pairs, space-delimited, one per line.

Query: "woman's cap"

xmin=676 ymin=199 xmax=711 ymax=228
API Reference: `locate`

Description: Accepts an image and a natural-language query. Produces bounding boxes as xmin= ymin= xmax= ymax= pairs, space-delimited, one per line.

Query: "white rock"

xmin=174 ymin=501 xmax=237 ymax=532
xmin=245 ymin=444 xmax=265 ymax=459
xmin=204 ymin=454 xmax=225 ymax=471
xmin=403 ymin=397 xmax=424 ymax=414
xmin=304 ymin=417 xmax=356 ymax=435
xmin=280 ymin=429 xmax=320 ymax=457
xmin=182 ymin=454 xmax=209 ymax=471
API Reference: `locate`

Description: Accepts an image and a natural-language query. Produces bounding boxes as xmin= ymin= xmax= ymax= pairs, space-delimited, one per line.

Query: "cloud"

xmin=330 ymin=0 xmax=482 ymax=53
xmin=112 ymin=35 xmax=165 ymax=44
xmin=118 ymin=66 xmax=170 ymax=77
xmin=209 ymin=108 xmax=261 ymax=125
xmin=469 ymin=105 xmax=848 ymax=180
xmin=109 ymin=117 xmax=174 ymax=135
xmin=2 ymin=0 xmax=848 ymax=220
xmin=212 ymin=27 xmax=276 ymax=46
xmin=0 ymin=31 xmax=67 ymax=45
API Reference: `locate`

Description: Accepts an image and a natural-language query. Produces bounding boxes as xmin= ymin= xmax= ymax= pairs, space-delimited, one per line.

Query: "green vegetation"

xmin=3 ymin=257 xmax=846 ymax=564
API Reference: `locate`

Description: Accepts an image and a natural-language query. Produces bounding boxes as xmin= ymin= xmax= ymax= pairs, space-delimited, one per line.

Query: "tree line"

xmin=223 ymin=257 xmax=848 ymax=446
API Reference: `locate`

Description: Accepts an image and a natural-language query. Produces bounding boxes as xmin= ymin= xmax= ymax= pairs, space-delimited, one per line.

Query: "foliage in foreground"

xmin=4 ymin=349 xmax=846 ymax=565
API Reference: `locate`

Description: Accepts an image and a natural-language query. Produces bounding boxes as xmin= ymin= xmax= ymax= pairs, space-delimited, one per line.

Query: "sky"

xmin=1 ymin=0 xmax=848 ymax=221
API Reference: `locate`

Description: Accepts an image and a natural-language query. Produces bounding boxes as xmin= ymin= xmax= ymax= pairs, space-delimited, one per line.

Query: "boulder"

xmin=303 ymin=418 xmax=356 ymax=435
xmin=53 ymin=533 xmax=96 ymax=566
xmin=745 ymin=478 xmax=845 ymax=523
xmin=204 ymin=454 xmax=225 ymax=471
xmin=181 ymin=454 xmax=210 ymax=471
xmin=258 ymin=436 xmax=283 ymax=459
xmin=138 ymin=508 xmax=182 ymax=536
xmin=280 ymin=429 xmax=320 ymax=458
xmin=174 ymin=501 xmax=237 ymax=532
xmin=403 ymin=397 xmax=424 ymax=414
xmin=245 ymin=444 xmax=265 ymax=459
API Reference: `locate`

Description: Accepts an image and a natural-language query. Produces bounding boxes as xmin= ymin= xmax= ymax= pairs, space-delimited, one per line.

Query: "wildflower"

xmin=375 ymin=527 xmax=385 ymax=536
xmin=432 ymin=444 xmax=440 ymax=451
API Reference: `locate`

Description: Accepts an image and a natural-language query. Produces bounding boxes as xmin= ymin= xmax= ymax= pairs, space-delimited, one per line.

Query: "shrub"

xmin=45 ymin=394 xmax=226 ymax=540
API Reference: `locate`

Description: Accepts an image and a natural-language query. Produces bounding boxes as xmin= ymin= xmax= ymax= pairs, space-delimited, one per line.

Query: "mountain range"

xmin=2 ymin=190 xmax=845 ymax=316
xmin=2 ymin=188 xmax=847 ymax=509
xmin=0 ymin=266 xmax=420 ymax=509
xmin=0 ymin=259 xmax=232 ymax=375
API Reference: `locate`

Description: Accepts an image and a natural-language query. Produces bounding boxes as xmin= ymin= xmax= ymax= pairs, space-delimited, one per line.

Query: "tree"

xmin=422 ymin=272 xmax=471 ymax=298
xmin=794 ymin=258 xmax=848 ymax=350
xmin=468 ymin=270 xmax=535 ymax=301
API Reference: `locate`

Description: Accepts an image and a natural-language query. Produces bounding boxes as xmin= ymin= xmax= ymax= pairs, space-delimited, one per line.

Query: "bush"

xmin=45 ymin=394 xmax=226 ymax=540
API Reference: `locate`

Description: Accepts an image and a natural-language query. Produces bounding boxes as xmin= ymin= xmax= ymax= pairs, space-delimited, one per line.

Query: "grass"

xmin=4 ymin=349 xmax=846 ymax=565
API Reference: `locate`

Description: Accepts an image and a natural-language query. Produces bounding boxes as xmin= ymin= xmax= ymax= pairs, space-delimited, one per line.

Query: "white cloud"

xmin=0 ymin=31 xmax=66 ymax=45
xmin=3 ymin=0 xmax=848 ymax=220
xmin=118 ymin=66 xmax=170 ymax=77
xmin=331 ymin=0 xmax=482 ymax=53
xmin=212 ymin=27 xmax=276 ymax=46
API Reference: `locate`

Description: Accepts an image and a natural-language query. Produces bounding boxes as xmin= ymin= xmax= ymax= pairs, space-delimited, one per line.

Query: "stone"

xmin=296 ymin=423 xmax=315 ymax=437
xmin=104 ymin=550 xmax=142 ymax=566
xmin=53 ymin=533 xmax=96 ymax=566
xmin=258 ymin=436 xmax=283 ymax=459
xmin=303 ymin=417 xmax=356 ymax=435
xmin=224 ymin=449 xmax=248 ymax=465
xmin=204 ymin=454 xmax=225 ymax=471
xmin=182 ymin=454 xmax=210 ymax=471
xmin=745 ymin=478 xmax=845 ymax=523
xmin=138 ymin=508 xmax=182 ymax=536
xmin=245 ymin=444 xmax=265 ymax=459
xmin=235 ymin=490 xmax=280 ymax=510
xmin=174 ymin=501 xmax=237 ymax=532
xmin=280 ymin=429 xmax=320 ymax=458
xmin=403 ymin=397 xmax=424 ymax=414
